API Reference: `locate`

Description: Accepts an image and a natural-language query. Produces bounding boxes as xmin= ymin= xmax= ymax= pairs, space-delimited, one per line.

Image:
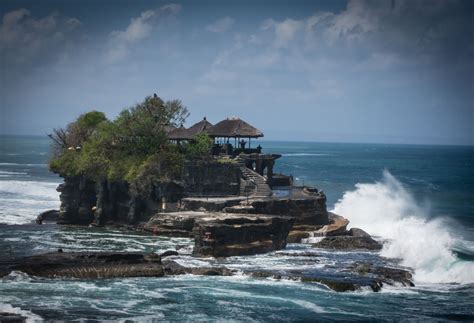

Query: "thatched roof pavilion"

xmin=207 ymin=117 xmax=263 ymax=138
xmin=187 ymin=117 xmax=213 ymax=137
xmin=168 ymin=125 xmax=192 ymax=140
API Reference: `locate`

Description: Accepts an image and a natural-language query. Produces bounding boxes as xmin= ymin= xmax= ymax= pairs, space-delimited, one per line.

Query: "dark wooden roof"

xmin=207 ymin=117 xmax=264 ymax=138
xmin=168 ymin=125 xmax=192 ymax=140
xmin=187 ymin=117 xmax=213 ymax=137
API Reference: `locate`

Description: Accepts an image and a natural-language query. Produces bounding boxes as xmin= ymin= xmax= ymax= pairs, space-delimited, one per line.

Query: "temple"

xmin=167 ymin=116 xmax=291 ymax=188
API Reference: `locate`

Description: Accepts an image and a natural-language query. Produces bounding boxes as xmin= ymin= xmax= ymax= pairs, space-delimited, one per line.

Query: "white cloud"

xmin=106 ymin=3 xmax=181 ymax=63
xmin=111 ymin=10 xmax=156 ymax=43
xmin=206 ymin=16 xmax=234 ymax=33
xmin=261 ymin=18 xmax=303 ymax=48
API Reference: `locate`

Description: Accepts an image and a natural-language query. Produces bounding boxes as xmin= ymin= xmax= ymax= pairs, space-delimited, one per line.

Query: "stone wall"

xmin=181 ymin=160 xmax=241 ymax=197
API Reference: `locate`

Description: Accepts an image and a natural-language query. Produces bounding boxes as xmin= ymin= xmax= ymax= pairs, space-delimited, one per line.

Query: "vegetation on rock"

xmin=49 ymin=94 xmax=208 ymax=191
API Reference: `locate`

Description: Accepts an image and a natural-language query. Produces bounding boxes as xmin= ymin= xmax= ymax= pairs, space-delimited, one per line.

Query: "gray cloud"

xmin=206 ymin=16 xmax=235 ymax=33
xmin=0 ymin=8 xmax=82 ymax=66
xmin=106 ymin=3 xmax=182 ymax=63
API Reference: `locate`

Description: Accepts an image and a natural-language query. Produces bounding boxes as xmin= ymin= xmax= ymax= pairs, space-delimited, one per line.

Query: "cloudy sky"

xmin=1 ymin=0 xmax=473 ymax=145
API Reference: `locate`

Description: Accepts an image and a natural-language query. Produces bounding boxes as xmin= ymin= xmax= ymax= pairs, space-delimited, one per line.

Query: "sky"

xmin=0 ymin=0 xmax=473 ymax=145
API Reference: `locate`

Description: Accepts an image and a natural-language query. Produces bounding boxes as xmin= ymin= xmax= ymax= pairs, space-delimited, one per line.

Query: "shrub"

xmin=185 ymin=133 xmax=212 ymax=158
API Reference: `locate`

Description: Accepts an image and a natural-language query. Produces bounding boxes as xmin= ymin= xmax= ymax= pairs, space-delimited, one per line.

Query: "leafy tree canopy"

xmin=49 ymin=94 xmax=207 ymax=191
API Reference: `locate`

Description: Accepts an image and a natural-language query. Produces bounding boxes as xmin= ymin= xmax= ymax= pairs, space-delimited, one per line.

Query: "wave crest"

xmin=332 ymin=170 xmax=474 ymax=285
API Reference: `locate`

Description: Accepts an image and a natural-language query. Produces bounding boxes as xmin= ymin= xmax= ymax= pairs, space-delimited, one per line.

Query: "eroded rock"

xmin=36 ymin=209 xmax=60 ymax=224
xmin=314 ymin=236 xmax=383 ymax=250
xmin=349 ymin=262 xmax=415 ymax=288
xmin=0 ymin=252 xmax=164 ymax=279
xmin=193 ymin=214 xmax=294 ymax=257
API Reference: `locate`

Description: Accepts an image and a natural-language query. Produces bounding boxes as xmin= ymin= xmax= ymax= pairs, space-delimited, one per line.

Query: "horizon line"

xmin=1 ymin=133 xmax=472 ymax=148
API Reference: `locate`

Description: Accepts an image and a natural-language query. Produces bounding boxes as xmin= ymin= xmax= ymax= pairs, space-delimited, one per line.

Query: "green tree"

xmin=49 ymin=94 xmax=190 ymax=183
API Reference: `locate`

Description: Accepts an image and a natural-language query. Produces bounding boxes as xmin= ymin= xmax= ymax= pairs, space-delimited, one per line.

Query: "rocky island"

xmin=2 ymin=93 xmax=413 ymax=292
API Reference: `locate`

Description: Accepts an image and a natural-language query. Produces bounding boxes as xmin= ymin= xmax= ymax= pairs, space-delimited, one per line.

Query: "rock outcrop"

xmin=0 ymin=251 xmax=163 ymax=279
xmin=57 ymin=177 xmax=97 ymax=225
xmin=55 ymin=160 xmax=243 ymax=226
xmin=287 ymin=212 xmax=349 ymax=243
xmin=314 ymin=236 xmax=383 ymax=250
xmin=0 ymin=312 xmax=27 ymax=323
xmin=144 ymin=211 xmax=294 ymax=257
xmin=248 ymin=193 xmax=328 ymax=225
xmin=36 ymin=209 xmax=60 ymax=224
xmin=0 ymin=252 xmax=413 ymax=293
xmin=348 ymin=262 xmax=415 ymax=291
xmin=193 ymin=214 xmax=294 ymax=257
xmin=142 ymin=211 xmax=203 ymax=237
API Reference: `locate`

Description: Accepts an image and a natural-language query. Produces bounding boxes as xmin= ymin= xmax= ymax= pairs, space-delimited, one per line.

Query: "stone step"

xmin=240 ymin=167 xmax=272 ymax=197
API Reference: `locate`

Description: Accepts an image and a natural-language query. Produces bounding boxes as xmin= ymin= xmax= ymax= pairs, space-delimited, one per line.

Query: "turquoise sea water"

xmin=0 ymin=135 xmax=473 ymax=321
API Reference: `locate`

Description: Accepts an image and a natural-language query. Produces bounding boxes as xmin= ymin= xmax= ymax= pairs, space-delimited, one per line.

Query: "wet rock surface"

xmin=0 ymin=251 xmax=414 ymax=293
xmin=144 ymin=212 xmax=294 ymax=257
xmin=0 ymin=312 xmax=27 ymax=323
xmin=162 ymin=260 xmax=235 ymax=276
xmin=314 ymin=235 xmax=383 ymax=250
xmin=36 ymin=209 xmax=60 ymax=224
xmin=347 ymin=227 xmax=371 ymax=237
xmin=348 ymin=262 xmax=415 ymax=290
xmin=192 ymin=214 xmax=294 ymax=257
xmin=0 ymin=251 xmax=164 ymax=279
xmin=142 ymin=211 xmax=202 ymax=237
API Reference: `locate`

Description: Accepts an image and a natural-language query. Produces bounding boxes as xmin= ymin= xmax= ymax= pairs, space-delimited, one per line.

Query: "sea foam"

xmin=332 ymin=170 xmax=474 ymax=285
xmin=0 ymin=180 xmax=60 ymax=224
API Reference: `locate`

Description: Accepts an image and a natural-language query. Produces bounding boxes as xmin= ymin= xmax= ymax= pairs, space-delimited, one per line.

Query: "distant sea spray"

xmin=332 ymin=170 xmax=474 ymax=285
xmin=0 ymin=180 xmax=60 ymax=225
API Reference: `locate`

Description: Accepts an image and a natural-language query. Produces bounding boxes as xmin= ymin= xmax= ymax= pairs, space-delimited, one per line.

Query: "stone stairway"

xmin=240 ymin=166 xmax=272 ymax=197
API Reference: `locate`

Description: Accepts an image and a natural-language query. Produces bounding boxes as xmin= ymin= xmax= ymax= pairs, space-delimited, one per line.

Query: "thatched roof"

xmin=163 ymin=125 xmax=177 ymax=134
xmin=168 ymin=125 xmax=192 ymax=140
xmin=207 ymin=117 xmax=264 ymax=138
xmin=187 ymin=117 xmax=213 ymax=137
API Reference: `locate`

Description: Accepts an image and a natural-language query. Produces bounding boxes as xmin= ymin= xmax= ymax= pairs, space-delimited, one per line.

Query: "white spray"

xmin=332 ymin=170 xmax=474 ymax=285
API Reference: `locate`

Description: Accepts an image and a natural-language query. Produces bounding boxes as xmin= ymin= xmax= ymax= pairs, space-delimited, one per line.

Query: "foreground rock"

xmin=348 ymin=262 xmax=415 ymax=291
xmin=36 ymin=209 xmax=60 ymax=224
xmin=0 ymin=251 xmax=164 ymax=278
xmin=0 ymin=312 xmax=27 ymax=323
xmin=314 ymin=235 xmax=383 ymax=250
xmin=193 ymin=214 xmax=294 ymax=257
xmin=144 ymin=212 xmax=294 ymax=257
xmin=162 ymin=260 xmax=235 ymax=276
xmin=0 ymin=252 xmax=413 ymax=293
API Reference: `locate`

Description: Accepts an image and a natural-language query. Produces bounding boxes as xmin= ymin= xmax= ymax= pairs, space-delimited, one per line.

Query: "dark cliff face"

xmin=182 ymin=160 xmax=241 ymax=197
xmin=57 ymin=177 xmax=97 ymax=225
xmin=57 ymin=160 xmax=242 ymax=225
xmin=57 ymin=177 xmax=185 ymax=225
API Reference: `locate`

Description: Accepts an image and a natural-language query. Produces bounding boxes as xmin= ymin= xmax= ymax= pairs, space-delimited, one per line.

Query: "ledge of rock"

xmin=192 ymin=213 xmax=294 ymax=257
xmin=0 ymin=312 xmax=27 ymax=323
xmin=287 ymin=212 xmax=349 ymax=243
xmin=36 ymin=209 xmax=60 ymax=224
xmin=142 ymin=211 xmax=205 ymax=237
xmin=314 ymin=235 xmax=383 ymax=250
xmin=311 ymin=212 xmax=349 ymax=236
xmin=347 ymin=262 xmax=415 ymax=291
xmin=0 ymin=252 xmax=414 ymax=293
xmin=0 ymin=251 xmax=164 ymax=279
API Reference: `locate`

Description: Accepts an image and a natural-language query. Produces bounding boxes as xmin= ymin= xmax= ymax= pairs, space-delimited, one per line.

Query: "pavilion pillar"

xmin=267 ymin=159 xmax=275 ymax=185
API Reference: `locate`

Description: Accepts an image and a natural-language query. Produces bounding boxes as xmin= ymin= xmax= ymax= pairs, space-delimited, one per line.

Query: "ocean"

xmin=0 ymin=135 xmax=473 ymax=321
